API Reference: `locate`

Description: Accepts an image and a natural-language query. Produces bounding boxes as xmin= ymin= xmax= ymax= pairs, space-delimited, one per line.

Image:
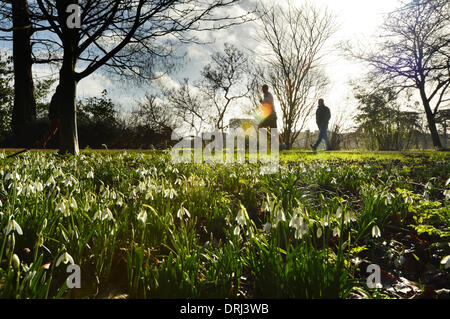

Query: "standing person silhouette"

xmin=257 ymin=84 xmax=287 ymax=150
xmin=40 ymin=85 xmax=62 ymax=148
xmin=311 ymin=98 xmax=331 ymax=151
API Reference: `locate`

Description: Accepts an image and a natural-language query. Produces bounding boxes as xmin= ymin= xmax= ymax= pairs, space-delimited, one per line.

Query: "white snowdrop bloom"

xmin=45 ymin=175 xmax=56 ymax=187
xmin=236 ymin=205 xmax=248 ymax=226
xmin=56 ymin=200 xmax=70 ymax=217
xmin=344 ymin=211 xmax=356 ymax=225
xmin=289 ymin=214 xmax=302 ymax=229
xmin=137 ymin=210 xmax=147 ymax=224
xmin=35 ymin=181 xmax=43 ymax=192
xmin=322 ymin=215 xmax=330 ymax=227
xmin=164 ymin=188 xmax=177 ymax=199
xmin=443 ymin=189 xmax=450 ymax=201
xmin=94 ymin=207 xmax=114 ymax=222
xmin=263 ymin=222 xmax=272 ymax=233
xmin=12 ymin=254 xmax=20 ymax=269
xmin=233 ymin=225 xmax=241 ymax=236
xmin=145 ymin=191 xmax=153 ymax=200
xmin=317 ymin=227 xmax=323 ymax=239
xmin=262 ymin=200 xmax=271 ymax=212
xmin=25 ymin=183 xmax=35 ymax=195
xmin=273 ymin=207 xmax=286 ymax=226
xmin=299 ymin=221 xmax=309 ymax=238
xmin=336 ymin=207 xmax=342 ymax=219
xmin=177 ymin=206 xmax=190 ymax=219
xmin=404 ymin=196 xmax=413 ymax=205
xmin=441 ymin=255 xmax=450 ymax=270
xmin=69 ymin=197 xmax=78 ymax=209
xmin=56 ymin=252 xmax=74 ymax=267
xmin=0 ymin=152 xmax=4 ymax=159
xmin=333 ymin=226 xmax=340 ymax=237
xmin=16 ymin=183 xmax=23 ymax=196
xmin=116 ymin=197 xmax=123 ymax=207
xmin=87 ymin=170 xmax=94 ymax=179
xmin=372 ymin=225 xmax=381 ymax=238
xmin=5 ymin=219 xmax=23 ymax=236
xmin=62 ymin=177 xmax=72 ymax=187
xmin=6 ymin=172 xmax=20 ymax=181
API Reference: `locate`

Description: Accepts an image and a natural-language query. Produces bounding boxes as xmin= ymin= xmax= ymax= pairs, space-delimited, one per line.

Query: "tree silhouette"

xmin=254 ymin=1 xmax=336 ymax=149
xmin=32 ymin=0 xmax=252 ymax=154
xmin=362 ymin=0 xmax=449 ymax=149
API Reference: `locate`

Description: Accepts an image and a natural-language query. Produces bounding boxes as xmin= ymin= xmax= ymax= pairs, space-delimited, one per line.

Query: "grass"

xmin=0 ymin=149 xmax=448 ymax=299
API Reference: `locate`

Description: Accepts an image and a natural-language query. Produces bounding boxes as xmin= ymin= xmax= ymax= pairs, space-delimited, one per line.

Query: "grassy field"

xmin=0 ymin=150 xmax=449 ymax=299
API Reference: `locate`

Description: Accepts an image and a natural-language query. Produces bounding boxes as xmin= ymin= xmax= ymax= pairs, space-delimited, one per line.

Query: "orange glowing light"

xmin=256 ymin=103 xmax=273 ymax=122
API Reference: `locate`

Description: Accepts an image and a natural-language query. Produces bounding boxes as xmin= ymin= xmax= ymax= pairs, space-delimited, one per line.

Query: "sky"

xmin=10 ymin=0 xmax=405 ymax=132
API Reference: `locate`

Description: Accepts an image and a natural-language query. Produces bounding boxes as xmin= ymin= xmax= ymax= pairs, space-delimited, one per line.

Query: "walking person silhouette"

xmin=311 ymin=99 xmax=331 ymax=151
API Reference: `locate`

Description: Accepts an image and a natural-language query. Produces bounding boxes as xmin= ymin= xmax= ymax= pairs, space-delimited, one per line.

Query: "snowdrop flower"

xmin=5 ymin=218 xmax=23 ymax=236
xmin=15 ymin=183 xmax=23 ymax=196
xmin=317 ymin=227 xmax=323 ymax=239
xmin=441 ymin=255 xmax=450 ymax=270
xmin=45 ymin=175 xmax=56 ymax=187
xmin=145 ymin=191 xmax=153 ymax=200
xmin=372 ymin=225 xmax=381 ymax=238
xmin=289 ymin=214 xmax=302 ymax=229
xmin=69 ymin=197 xmax=78 ymax=209
xmin=344 ymin=210 xmax=356 ymax=225
xmin=25 ymin=183 xmax=35 ymax=195
xmin=35 ymin=181 xmax=43 ymax=192
xmin=163 ymin=188 xmax=177 ymax=199
xmin=273 ymin=206 xmax=286 ymax=227
xmin=177 ymin=206 xmax=191 ymax=219
xmin=322 ymin=215 xmax=330 ymax=227
xmin=137 ymin=210 xmax=147 ymax=224
xmin=12 ymin=254 xmax=20 ymax=270
xmin=444 ymin=189 xmax=450 ymax=201
xmin=290 ymin=214 xmax=309 ymax=239
xmin=233 ymin=225 xmax=241 ymax=236
xmin=5 ymin=172 xmax=20 ymax=181
xmin=94 ymin=207 xmax=114 ymax=222
xmin=336 ymin=207 xmax=344 ymax=219
xmin=87 ymin=170 xmax=94 ymax=179
xmin=56 ymin=200 xmax=70 ymax=217
xmin=333 ymin=226 xmax=340 ymax=237
xmin=236 ymin=205 xmax=248 ymax=226
xmin=56 ymin=252 xmax=74 ymax=267
xmin=263 ymin=222 xmax=272 ymax=233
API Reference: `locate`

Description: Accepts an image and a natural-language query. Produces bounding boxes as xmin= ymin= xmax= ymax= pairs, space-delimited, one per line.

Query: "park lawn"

xmin=0 ymin=150 xmax=448 ymax=299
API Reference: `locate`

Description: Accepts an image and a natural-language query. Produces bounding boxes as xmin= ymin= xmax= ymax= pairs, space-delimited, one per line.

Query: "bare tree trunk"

xmin=59 ymin=67 xmax=79 ymax=155
xmin=419 ymin=87 xmax=442 ymax=149
xmin=57 ymin=0 xmax=79 ymax=155
xmin=11 ymin=0 xmax=36 ymax=144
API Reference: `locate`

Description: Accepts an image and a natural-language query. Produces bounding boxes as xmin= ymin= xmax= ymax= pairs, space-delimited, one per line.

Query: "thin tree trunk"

xmin=11 ymin=0 xmax=36 ymax=145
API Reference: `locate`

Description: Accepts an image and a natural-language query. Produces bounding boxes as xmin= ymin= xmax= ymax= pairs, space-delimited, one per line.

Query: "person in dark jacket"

xmin=40 ymin=85 xmax=62 ymax=148
xmin=311 ymin=98 xmax=331 ymax=151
